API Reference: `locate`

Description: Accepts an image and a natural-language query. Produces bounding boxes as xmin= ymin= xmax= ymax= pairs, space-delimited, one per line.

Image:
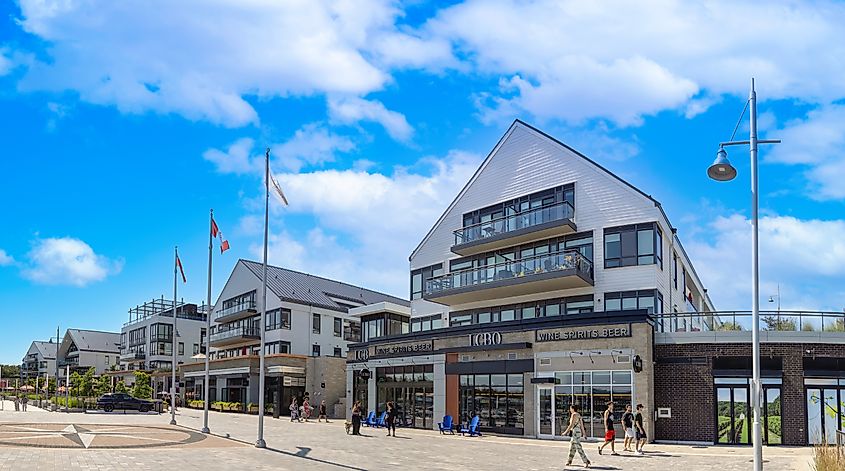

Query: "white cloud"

xmin=765 ymin=105 xmax=845 ymax=200
xmin=203 ymin=138 xmax=259 ymax=175
xmin=21 ymin=237 xmax=123 ymax=286
xmin=685 ymin=214 xmax=845 ymax=312
xmin=328 ymin=96 xmax=414 ymax=142
xmin=0 ymin=47 xmax=12 ymax=76
xmin=426 ymin=0 xmax=845 ymax=126
xmin=252 ymin=150 xmax=482 ymax=296
xmin=0 ymin=249 xmax=14 ymax=266
xmin=272 ymin=123 xmax=356 ymax=172
xmin=15 ymin=0 xmax=431 ymax=127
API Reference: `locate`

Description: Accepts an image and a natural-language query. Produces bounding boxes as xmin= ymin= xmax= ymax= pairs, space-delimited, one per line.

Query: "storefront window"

xmin=459 ymin=373 xmax=525 ymax=432
xmin=539 ymin=370 xmax=633 ymax=438
xmin=376 ymin=365 xmax=434 ymax=429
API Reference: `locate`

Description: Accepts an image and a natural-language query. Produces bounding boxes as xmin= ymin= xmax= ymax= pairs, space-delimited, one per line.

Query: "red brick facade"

xmin=654 ymin=342 xmax=845 ymax=446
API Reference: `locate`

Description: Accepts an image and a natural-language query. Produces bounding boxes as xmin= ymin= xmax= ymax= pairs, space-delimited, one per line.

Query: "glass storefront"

xmin=715 ymin=377 xmax=781 ymax=445
xmin=537 ymin=370 xmax=632 ymax=439
xmin=376 ymin=365 xmax=434 ymax=429
xmin=459 ymin=373 xmax=524 ymax=434
xmin=805 ymin=378 xmax=845 ymax=445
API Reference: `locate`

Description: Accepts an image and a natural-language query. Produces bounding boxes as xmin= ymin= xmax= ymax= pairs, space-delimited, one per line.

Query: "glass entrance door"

xmin=716 ymin=386 xmax=750 ymax=444
xmin=538 ymin=388 xmax=553 ymax=437
xmin=806 ymin=387 xmax=843 ymax=445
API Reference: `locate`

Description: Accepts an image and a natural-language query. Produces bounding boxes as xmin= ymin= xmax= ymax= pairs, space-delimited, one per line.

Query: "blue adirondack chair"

xmin=361 ymin=411 xmax=376 ymax=427
xmin=459 ymin=415 xmax=482 ymax=437
xmin=373 ymin=411 xmax=388 ymax=428
xmin=438 ymin=415 xmax=454 ymax=434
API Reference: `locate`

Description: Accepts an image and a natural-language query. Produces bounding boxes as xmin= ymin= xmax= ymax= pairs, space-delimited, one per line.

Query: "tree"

xmin=95 ymin=374 xmax=111 ymax=397
xmin=718 ymin=321 xmax=743 ymax=331
xmin=0 ymin=364 xmax=20 ymax=379
xmin=80 ymin=367 xmax=95 ymax=396
xmin=132 ymin=371 xmax=153 ymax=399
xmin=762 ymin=316 xmax=796 ymax=332
xmin=115 ymin=380 xmax=128 ymax=394
xmin=69 ymin=371 xmax=83 ymax=395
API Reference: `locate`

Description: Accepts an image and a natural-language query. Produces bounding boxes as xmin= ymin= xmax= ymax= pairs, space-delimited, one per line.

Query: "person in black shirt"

xmin=385 ymin=401 xmax=397 ymax=437
xmin=634 ymin=404 xmax=647 ymax=455
xmin=622 ymin=404 xmax=635 ymax=452
xmin=318 ymin=400 xmax=329 ymax=422
xmin=598 ymin=401 xmax=618 ymax=455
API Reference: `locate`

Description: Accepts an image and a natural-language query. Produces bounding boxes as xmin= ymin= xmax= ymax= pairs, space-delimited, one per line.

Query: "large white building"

xmin=347 ymin=120 xmax=716 ymax=437
xmin=57 ymin=329 xmax=121 ymax=378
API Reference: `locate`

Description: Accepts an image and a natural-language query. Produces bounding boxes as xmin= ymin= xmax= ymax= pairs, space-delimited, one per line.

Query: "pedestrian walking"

xmin=14 ymin=396 xmax=19 ymax=412
xmin=622 ymin=404 xmax=635 ymax=452
xmin=634 ymin=404 xmax=647 ymax=455
xmin=318 ymin=400 xmax=329 ymax=422
xmin=385 ymin=401 xmax=397 ymax=437
xmin=597 ymin=401 xmax=618 ymax=455
xmin=21 ymin=395 xmax=27 ymax=412
xmin=289 ymin=398 xmax=299 ymax=422
xmin=351 ymin=401 xmax=362 ymax=435
xmin=303 ymin=398 xmax=311 ymax=422
xmin=562 ymin=404 xmax=591 ymax=468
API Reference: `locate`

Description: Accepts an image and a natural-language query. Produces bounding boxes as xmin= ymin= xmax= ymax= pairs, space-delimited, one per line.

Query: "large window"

xmin=604 ymin=290 xmax=663 ymax=314
xmin=333 ymin=317 xmax=343 ymax=337
xmin=411 ymin=264 xmax=443 ymax=300
xmin=264 ymin=341 xmax=290 ymax=355
xmin=376 ymin=365 xmax=434 ymax=429
xmin=266 ymin=308 xmax=291 ymax=330
xmin=449 ymin=295 xmax=593 ymax=327
xmin=149 ymin=323 xmax=173 ymax=342
xmin=459 ymin=373 xmax=524 ymax=432
xmin=221 ymin=290 xmax=256 ymax=312
xmin=411 ymin=314 xmax=443 ymax=333
xmin=312 ymin=313 xmax=321 ymax=334
xmin=343 ymin=319 xmax=361 ymax=342
xmin=604 ymin=223 xmax=662 ymax=268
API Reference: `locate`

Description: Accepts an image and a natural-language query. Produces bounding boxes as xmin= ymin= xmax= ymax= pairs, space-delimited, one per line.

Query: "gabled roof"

xmin=32 ymin=341 xmax=57 ymax=359
xmin=66 ymin=329 xmax=121 ymax=353
xmin=239 ymin=260 xmax=409 ymax=313
xmin=409 ymin=119 xmax=667 ymax=260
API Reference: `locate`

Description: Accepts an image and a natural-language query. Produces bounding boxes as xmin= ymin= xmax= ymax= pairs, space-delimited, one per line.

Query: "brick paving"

xmin=0 ymin=400 xmax=814 ymax=470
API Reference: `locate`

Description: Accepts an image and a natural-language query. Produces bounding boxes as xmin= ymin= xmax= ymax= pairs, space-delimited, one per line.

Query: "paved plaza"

xmin=0 ymin=400 xmax=813 ymax=470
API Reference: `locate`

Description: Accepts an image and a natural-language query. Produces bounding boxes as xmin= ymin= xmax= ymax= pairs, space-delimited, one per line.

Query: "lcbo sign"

xmin=470 ymin=331 xmax=503 ymax=347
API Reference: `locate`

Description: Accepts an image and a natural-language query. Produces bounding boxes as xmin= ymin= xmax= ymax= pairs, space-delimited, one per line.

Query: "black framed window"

xmin=673 ymin=253 xmax=678 ymax=289
xmin=411 ymin=264 xmax=443 ymax=299
xmin=459 ymin=373 xmax=524 ymax=430
xmin=460 ymin=184 xmax=574 ymax=228
xmin=449 ymin=295 xmax=593 ymax=326
xmin=311 ymin=344 xmax=321 ymax=357
xmin=411 ymin=314 xmax=443 ymax=333
xmin=333 ymin=317 xmax=343 ymax=337
xmin=604 ymin=289 xmax=662 ymax=314
xmin=312 ymin=313 xmax=321 ymax=334
xmin=266 ymin=308 xmax=291 ymax=330
xmin=264 ymin=341 xmax=290 ymax=355
xmin=604 ymin=223 xmax=662 ymax=268
xmin=334 ymin=347 xmax=343 ymax=357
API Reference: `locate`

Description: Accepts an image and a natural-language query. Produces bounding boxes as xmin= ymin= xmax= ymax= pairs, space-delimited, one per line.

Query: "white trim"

xmin=266 ymin=366 xmax=305 ymax=375
xmin=184 ymin=366 xmax=249 ymax=377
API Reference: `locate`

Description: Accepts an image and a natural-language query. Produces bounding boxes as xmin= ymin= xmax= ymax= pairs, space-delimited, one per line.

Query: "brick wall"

xmin=654 ymin=342 xmax=845 ymax=446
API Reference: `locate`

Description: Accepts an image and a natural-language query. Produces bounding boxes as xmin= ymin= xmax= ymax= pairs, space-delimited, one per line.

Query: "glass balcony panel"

xmin=454 ymin=201 xmax=574 ymax=246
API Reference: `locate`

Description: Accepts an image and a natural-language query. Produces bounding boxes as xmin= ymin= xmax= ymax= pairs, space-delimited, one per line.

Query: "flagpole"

xmin=202 ymin=210 xmax=213 ymax=434
xmin=171 ymin=246 xmax=178 ymax=425
xmin=256 ymin=148 xmax=270 ymax=449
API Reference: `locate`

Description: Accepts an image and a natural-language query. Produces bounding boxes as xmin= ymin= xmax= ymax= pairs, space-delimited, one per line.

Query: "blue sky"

xmin=2 ymin=1 xmax=845 ymax=364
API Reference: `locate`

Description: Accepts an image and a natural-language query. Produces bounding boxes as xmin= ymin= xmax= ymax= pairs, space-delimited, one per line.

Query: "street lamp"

xmin=707 ymin=78 xmax=780 ymax=471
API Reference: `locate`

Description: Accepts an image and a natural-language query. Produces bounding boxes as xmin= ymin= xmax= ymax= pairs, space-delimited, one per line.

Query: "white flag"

xmin=269 ymin=172 xmax=289 ymax=206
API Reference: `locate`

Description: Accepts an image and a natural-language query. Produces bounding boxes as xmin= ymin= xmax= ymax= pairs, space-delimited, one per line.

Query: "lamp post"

xmin=707 ymin=78 xmax=780 ymax=471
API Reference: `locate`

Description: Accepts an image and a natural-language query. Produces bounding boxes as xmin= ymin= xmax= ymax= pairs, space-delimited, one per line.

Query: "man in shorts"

xmin=634 ymin=403 xmax=647 ymax=455
xmin=598 ymin=401 xmax=618 ymax=455
xmin=622 ymin=404 xmax=635 ymax=451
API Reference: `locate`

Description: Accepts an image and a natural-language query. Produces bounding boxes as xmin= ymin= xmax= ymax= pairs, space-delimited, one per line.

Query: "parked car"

xmin=96 ymin=393 xmax=154 ymax=412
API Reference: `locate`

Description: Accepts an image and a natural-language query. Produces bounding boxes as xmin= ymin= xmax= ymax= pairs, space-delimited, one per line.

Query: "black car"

xmin=96 ymin=393 xmax=154 ymax=412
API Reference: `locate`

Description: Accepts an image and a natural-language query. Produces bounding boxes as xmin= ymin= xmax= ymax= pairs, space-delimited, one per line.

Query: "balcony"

xmin=209 ymin=326 xmax=261 ymax=347
xmin=452 ymin=201 xmax=575 ymax=256
xmin=120 ymin=351 xmax=146 ymax=362
xmin=424 ymin=250 xmax=593 ymax=306
xmin=214 ymin=300 xmax=258 ymax=323
xmin=654 ymin=311 xmax=845 ymax=344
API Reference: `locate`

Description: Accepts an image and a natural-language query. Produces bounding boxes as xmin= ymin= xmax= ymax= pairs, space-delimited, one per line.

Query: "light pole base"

xmin=169 ymin=419 xmax=177 ymax=425
xmin=255 ymin=439 xmax=266 ymax=448
xmin=201 ymin=427 xmax=210 ymax=434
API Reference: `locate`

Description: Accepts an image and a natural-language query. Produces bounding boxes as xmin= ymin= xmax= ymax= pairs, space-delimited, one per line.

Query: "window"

xmin=105 ymin=355 xmax=110 ymax=365
xmin=312 ymin=313 xmax=321 ymax=334
xmin=411 ymin=314 xmax=443 ymax=333
xmin=334 ymin=347 xmax=343 ymax=357
xmin=265 ymin=341 xmax=290 ymax=355
xmin=312 ymin=344 xmax=321 ymax=357
xmin=411 ymin=264 xmax=443 ymax=299
xmin=458 ymin=373 xmax=525 ymax=430
xmin=149 ymin=323 xmax=173 ymax=342
xmin=221 ymin=290 xmax=256 ymax=312
xmin=266 ymin=308 xmax=291 ymax=330
xmin=673 ymin=253 xmax=678 ymax=289
xmin=178 ymin=342 xmax=184 ymax=356
xmin=605 ymin=290 xmax=662 ymax=314
xmin=449 ymin=296 xmax=593 ymax=326
xmin=193 ymin=344 xmax=199 ymax=355
xmin=334 ymin=317 xmax=342 ymax=337
xmin=343 ymin=319 xmax=361 ymax=342
xmin=604 ymin=223 xmax=662 ymax=268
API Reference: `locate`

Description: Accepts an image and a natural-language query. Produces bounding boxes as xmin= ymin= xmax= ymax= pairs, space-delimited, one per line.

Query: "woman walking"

xmin=302 ymin=398 xmax=312 ymax=422
xmin=385 ymin=401 xmax=397 ymax=437
xmin=289 ymin=398 xmax=299 ymax=422
xmin=351 ymin=401 xmax=362 ymax=435
xmin=561 ymin=404 xmax=591 ymax=468
xmin=318 ymin=400 xmax=329 ymax=422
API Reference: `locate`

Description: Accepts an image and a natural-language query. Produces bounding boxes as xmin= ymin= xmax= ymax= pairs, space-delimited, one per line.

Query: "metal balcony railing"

xmin=425 ymin=249 xmax=592 ymax=295
xmin=654 ymin=310 xmax=845 ymax=333
xmin=214 ymin=300 xmax=257 ymax=321
xmin=210 ymin=326 xmax=260 ymax=344
xmin=453 ymin=201 xmax=574 ymax=246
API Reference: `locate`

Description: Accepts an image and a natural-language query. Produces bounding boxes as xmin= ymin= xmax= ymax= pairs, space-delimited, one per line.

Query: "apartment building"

xmin=20 ymin=341 xmax=57 ymax=381
xmin=112 ymin=298 xmax=208 ymax=393
xmin=57 ymin=329 xmax=121 ymax=378
xmin=179 ymin=259 xmax=408 ymax=416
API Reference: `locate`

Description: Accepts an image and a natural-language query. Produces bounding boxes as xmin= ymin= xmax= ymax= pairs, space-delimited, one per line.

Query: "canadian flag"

xmin=211 ymin=215 xmax=230 ymax=254
xmin=176 ymin=252 xmax=186 ymax=283
xmin=219 ymin=232 xmax=230 ymax=254
xmin=211 ymin=217 xmax=220 ymax=238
